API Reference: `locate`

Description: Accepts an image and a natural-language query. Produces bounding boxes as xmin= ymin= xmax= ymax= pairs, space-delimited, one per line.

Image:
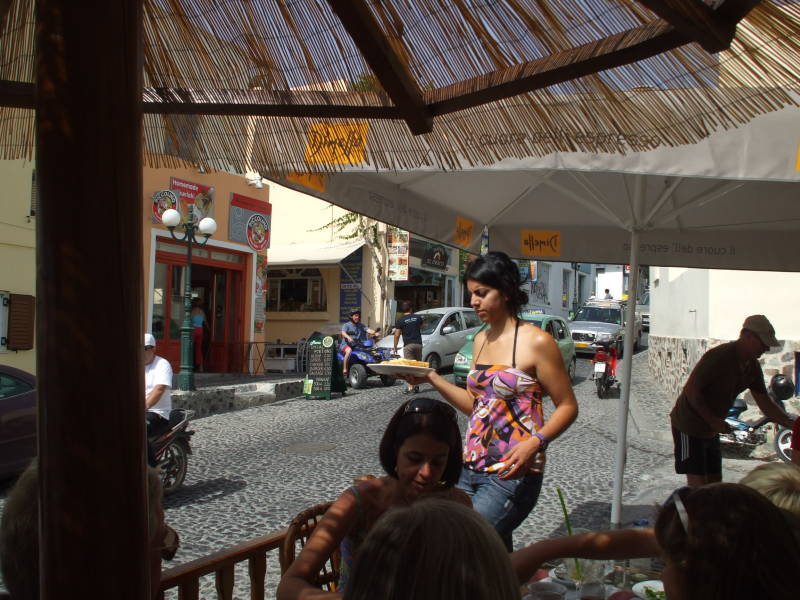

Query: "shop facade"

xmin=143 ymin=167 xmax=271 ymax=374
xmin=392 ymin=235 xmax=460 ymax=312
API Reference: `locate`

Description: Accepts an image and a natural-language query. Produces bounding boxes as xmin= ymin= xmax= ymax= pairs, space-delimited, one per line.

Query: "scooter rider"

xmin=340 ymin=310 xmax=377 ymax=378
xmin=144 ymin=333 xmax=173 ymax=466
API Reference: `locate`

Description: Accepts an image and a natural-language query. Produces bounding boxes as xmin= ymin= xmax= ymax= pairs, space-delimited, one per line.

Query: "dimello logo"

xmin=520 ymin=230 xmax=560 ymax=258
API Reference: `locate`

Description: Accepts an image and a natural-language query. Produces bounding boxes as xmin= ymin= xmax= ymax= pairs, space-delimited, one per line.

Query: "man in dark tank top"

xmin=393 ymin=300 xmax=424 ymax=394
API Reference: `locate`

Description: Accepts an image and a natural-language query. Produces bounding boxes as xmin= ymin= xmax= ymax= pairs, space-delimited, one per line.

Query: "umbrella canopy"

xmin=305 ymin=99 xmax=800 ymax=272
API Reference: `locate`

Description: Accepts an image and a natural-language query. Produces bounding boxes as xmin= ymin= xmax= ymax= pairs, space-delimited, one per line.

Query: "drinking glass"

xmin=577 ymin=559 xmax=610 ymax=600
xmin=526 ymin=581 xmax=567 ymax=600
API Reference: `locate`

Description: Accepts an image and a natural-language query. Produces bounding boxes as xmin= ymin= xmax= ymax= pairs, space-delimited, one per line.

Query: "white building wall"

xmin=650 ymin=267 xmax=710 ymax=338
xmin=708 ymin=270 xmax=800 ymax=341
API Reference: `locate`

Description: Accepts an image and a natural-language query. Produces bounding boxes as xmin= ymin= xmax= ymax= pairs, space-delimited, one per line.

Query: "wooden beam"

xmin=636 ymin=0 xmax=760 ymax=53
xmin=36 ymin=2 xmax=149 ymax=599
xmin=326 ymin=0 xmax=433 ymax=134
xmin=143 ymin=99 xmax=402 ymax=120
xmin=428 ymin=22 xmax=690 ymax=116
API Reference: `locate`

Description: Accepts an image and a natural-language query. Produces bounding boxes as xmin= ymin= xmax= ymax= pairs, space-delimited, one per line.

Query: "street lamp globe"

xmin=161 ymin=208 xmax=181 ymax=228
xmin=198 ymin=217 xmax=217 ymax=236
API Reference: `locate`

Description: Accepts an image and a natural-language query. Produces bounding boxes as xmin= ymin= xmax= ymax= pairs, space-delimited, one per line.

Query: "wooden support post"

xmin=35 ymin=1 xmax=148 ymax=598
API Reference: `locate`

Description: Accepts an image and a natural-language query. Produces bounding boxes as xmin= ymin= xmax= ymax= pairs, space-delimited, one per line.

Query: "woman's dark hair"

xmin=463 ymin=251 xmax=528 ymax=317
xmin=655 ymin=482 xmax=800 ymax=600
xmin=379 ymin=398 xmax=462 ymax=488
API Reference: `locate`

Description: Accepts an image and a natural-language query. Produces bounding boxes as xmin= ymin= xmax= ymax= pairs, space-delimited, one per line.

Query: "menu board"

xmin=339 ymin=247 xmax=363 ymax=322
xmin=304 ymin=334 xmax=345 ymax=399
xmin=387 ymin=227 xmax=410 ymax=281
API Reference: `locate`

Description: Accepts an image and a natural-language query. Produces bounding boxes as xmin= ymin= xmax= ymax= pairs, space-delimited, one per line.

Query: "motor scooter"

xmin=337 ymin=330 xmax=394 ymax=389
xmin=591 ymin=340 xmax=618 ymax=399
xmin=149 ymin=408 xmax=195 ymax=494
xmin=721 ymin=374 xmax=795 ymax=461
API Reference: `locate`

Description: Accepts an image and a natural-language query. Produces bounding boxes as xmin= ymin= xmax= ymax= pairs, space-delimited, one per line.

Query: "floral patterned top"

xmin=463 ymin=321 xmax=544 ymax=471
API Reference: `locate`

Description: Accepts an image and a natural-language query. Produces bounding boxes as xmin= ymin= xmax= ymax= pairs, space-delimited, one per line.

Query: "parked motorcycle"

xmin=721 ymin=374 xmax=795 ymax=461
xmin=338 ymin=330 xmax=394 ymax=389
xmin=150 ymin=408 xmax=195 ymax=494
xmin=592 ymin=340 xmax=618 ymax=399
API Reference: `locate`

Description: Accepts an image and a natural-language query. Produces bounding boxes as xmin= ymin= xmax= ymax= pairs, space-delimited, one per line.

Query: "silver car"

xmin=376 ymin=307 xmax=483 ymax=371
xmin=570 ymin=300 xmax=642 ymax=356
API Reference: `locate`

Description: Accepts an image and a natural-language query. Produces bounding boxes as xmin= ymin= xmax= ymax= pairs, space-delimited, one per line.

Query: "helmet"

xmin=349 ymin=310 xmax=361 ymax=317
xmin=769 ymin=374 xmax=795 ymax=401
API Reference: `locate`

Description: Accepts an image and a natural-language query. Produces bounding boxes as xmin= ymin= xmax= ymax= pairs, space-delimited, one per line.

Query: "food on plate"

xmin=384 ymin=358 xmax=430 ymax=368
xmin=643 ymin=587 xmax=665 ymax=600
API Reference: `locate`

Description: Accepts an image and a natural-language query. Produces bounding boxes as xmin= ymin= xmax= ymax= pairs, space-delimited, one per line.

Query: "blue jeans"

xmin=457 ymin=467 xmax=543 ymax=551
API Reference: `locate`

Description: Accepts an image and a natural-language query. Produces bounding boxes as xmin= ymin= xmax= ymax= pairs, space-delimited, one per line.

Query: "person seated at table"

xmin=277 ymin=397 xmax=471 ymax=600
xmin=343 ymin=497 xmax=520 ymax=600
xmin=511 ymin=462 xmax=800 ymax=584
xmin=0 ymin=462 xmax=175 ymax=600
xmin=655 ymin=483 xmax=798 ymax=600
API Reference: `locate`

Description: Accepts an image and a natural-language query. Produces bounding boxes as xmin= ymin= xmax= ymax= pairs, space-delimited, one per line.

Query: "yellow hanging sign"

xmin=520 ymin=230 xmax=561 ymax=258
xmin=304 ymin=123 xmax=368 ymax=165
xmin=286 ymin=172 xmax=327 ymax=194
xmin=454 ymin=216 xmax=475 ymax=248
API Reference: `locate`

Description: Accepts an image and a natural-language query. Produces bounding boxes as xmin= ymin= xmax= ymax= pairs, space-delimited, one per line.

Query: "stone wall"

xmin=648 ymin=336 xmax=799 ymax=401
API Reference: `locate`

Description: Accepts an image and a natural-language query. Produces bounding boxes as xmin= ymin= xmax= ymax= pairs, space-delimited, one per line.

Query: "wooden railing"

xmin=158 ymin=527 xmax=287 ymax=600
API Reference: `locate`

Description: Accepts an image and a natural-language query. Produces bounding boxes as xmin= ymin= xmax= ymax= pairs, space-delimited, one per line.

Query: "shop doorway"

xmin=151 ymin=239 xmax=246 ymax=373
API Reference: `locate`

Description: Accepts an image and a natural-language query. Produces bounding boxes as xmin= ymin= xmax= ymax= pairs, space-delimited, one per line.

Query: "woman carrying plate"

xmin=404 ymin=251 xmax=578 ymax=551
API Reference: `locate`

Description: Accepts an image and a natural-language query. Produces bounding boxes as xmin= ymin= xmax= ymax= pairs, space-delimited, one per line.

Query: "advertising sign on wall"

xmin=421 ymin=243 xmax=449 ymax=271
xmin=151 ymin=189 xmax=179 ymax=223
xmin=229 ymin=193 xmax=272 ymax=251
xmin=387 ymin=227 xmax=410 ymax=281
xmin=254 ymin=254 xmax=268 ymax=334
xmin=339 ymin=248 xmax=363 ymax=322
xmin=169 ymin=177 xmax=215 ymax=223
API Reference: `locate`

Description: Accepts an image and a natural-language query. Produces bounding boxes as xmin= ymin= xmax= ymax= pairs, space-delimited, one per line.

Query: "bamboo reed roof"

xmin=2 ymin=0 xmax=800 ymax=174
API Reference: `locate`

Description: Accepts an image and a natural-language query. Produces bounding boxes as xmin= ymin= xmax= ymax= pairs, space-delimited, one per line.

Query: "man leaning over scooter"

xmin=670 ymin=314 xmax=797 ymax=488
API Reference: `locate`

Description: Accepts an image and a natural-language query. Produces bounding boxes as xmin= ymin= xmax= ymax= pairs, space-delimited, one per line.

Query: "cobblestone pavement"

xmin=0 ymin=339 xmax=773 ymax=598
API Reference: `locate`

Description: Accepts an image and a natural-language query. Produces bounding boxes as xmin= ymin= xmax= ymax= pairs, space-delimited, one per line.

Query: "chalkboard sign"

xmin=304 ymin=334 xmax=346 ymax=399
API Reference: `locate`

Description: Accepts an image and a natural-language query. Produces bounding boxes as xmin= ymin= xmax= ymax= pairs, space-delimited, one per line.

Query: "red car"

xmin=0 ymin=365 xmax=36 ymax=478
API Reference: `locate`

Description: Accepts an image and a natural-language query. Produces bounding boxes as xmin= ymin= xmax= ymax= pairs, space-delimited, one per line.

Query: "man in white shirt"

xmin=144 ymin=333 xmax=173 ymax=466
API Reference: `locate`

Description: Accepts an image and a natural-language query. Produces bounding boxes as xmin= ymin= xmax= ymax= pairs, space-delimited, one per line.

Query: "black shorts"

xmin=672 ymin=426 xmax=721 ymax=476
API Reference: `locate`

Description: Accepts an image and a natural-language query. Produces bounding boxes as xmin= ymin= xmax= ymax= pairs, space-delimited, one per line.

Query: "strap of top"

xmin=512 ymin=318 xmax=519 ymax=368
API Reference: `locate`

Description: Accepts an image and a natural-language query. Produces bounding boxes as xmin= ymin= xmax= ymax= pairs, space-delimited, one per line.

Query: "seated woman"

xmin=277 ymin=397 xmax=470 ymax=600
xmin=512 ymin=462 xmax=800 ymax=583
xmin=656 ymin=483 xmax=799 ymax=600
xmin=343 ymin=497 xmax=520 ymax=600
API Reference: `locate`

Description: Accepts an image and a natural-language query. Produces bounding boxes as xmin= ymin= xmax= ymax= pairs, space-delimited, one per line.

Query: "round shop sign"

xmin=152 ymin=190 xmax=178 ymax=222
xmin=246 ymin=213 xmax=269 ymax=250
xmin=322 ymin=336 xmax=334 ymax=348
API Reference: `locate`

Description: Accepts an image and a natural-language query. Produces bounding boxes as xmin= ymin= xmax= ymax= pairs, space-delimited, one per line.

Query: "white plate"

xmin=632 ymin=580 xmax=665 ymax=599
xmin=366 ymin=363 xmax=433 ymax=376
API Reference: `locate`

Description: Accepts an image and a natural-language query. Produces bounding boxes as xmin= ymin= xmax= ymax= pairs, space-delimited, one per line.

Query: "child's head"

xmin=343 ymin=497 xmax=519 ymax=600
xmin=739 ymin=462 xmax=800 ymax=517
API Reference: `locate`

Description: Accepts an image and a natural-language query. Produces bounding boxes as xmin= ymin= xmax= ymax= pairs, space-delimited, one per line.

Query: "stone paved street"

xmin=0 ymin=340 xmax=772 ymax=598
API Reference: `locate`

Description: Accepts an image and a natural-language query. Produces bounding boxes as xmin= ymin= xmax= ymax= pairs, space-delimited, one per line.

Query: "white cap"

xmin=144 ymin=333 xmax=156 ymax=348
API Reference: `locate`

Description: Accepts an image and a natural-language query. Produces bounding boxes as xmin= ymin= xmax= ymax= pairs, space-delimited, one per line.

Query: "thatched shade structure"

xmin=1 ymin=1 xmax=799 ymax=598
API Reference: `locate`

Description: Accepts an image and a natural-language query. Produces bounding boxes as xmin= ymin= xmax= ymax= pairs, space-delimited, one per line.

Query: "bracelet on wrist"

xmin=533 ymin=431 xmax=549 ymax=451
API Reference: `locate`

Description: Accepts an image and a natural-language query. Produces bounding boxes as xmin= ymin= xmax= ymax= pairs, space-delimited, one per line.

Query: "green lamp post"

xmin=161 ymin=205 xmax=217 ymax=391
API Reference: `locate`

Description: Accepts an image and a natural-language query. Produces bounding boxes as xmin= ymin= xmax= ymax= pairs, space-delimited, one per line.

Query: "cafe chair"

xmin=279 ymin=501 xmax=341 ymax=592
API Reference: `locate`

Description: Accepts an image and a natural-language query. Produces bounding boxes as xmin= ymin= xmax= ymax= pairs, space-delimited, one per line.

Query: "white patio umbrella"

xmin=274 ymin=100 xmax=800 ymax=526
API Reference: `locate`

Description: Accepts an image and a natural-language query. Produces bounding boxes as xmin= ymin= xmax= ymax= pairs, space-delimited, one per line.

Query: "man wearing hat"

xmin=670 ymin=315 xmax=796 ymax=488
xmin=340 ymin=309 xmax=377 ymax=379
xmin=144 ymin=333 xmax=173 ymax=466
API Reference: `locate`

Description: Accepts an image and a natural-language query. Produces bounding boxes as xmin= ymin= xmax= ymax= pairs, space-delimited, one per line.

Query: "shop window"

xmin=266 ymin=268 xmax=326 ymax=312
xmin=1 ymin=293 xmax=35 ymax=351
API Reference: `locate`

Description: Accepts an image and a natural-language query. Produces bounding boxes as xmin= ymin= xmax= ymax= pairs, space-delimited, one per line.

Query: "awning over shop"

xmin=267 ymin=241 xmax=365 ymax=268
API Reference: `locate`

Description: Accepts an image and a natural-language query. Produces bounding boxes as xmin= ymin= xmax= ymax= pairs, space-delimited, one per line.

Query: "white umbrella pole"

xmin=611 ymin=229 xmax=640 ymax=527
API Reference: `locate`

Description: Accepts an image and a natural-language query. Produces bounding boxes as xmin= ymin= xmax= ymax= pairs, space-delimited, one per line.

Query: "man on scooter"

xmin=340 ymin=310 xmax=377 ymax=379
xmin=144 ymin=333 xmax=173 ymax=466
xmin=670 ymin=315 xmax=797 ymax=488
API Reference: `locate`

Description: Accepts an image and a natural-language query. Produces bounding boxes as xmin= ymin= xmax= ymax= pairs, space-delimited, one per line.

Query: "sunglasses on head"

xmin=144 ymin=345 xmax=155 ymax=351
xmin=403 ymin=397 xmax=456 ymax=421
xmin=663 ymin=486 xmax=691 ymax=535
